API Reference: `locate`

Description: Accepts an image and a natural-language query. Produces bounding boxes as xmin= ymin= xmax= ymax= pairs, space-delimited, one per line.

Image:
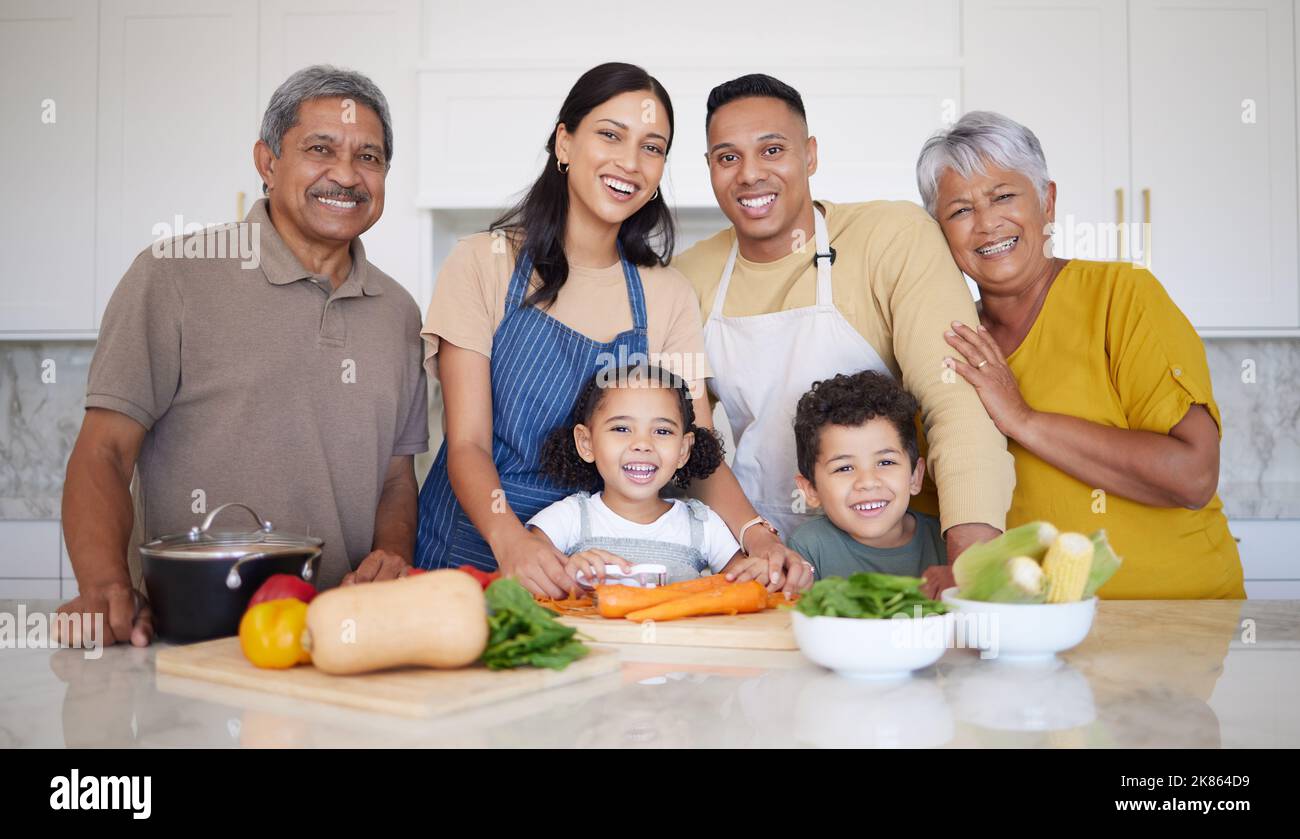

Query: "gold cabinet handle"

xmin=1116 ymin=187 xmax=1125 ymax=260
xmin=236 ymin=190 xmax=246 ymax=220
xmin=1141 ymin=188 xmax=1151 ymax=269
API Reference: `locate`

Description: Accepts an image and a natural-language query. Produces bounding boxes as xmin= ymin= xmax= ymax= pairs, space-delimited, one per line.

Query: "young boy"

xmin=788 ymin=371 xmax=946 ymax=579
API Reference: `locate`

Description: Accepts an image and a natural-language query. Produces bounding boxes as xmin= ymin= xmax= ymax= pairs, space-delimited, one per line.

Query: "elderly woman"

xmin=915 ymin=111 xmax=1244 ymax=599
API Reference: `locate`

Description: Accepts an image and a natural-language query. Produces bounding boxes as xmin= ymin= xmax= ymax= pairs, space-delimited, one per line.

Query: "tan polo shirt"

xmin=86 ymin=199 xmax=429 ymax=589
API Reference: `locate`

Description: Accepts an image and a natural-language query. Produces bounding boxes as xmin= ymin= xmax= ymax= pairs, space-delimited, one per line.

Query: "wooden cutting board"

xmin=156 ymin=637 xmax=621 ymax=718
xmin=557 ymin=609 xmax=796 ymax=650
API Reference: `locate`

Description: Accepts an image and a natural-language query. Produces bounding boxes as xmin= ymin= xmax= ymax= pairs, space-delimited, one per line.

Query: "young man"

xmin=674 ymin=74 xmax=1014 ymax=595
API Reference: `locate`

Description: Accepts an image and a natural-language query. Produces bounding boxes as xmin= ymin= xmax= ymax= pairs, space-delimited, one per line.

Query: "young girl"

xmin=530 ymin=364 xmax=742 ymax=585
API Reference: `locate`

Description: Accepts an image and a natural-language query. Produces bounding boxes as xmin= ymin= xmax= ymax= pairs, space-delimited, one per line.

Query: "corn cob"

xmin=1043 ymin=532 xmax=1095 ymax=603
xmin=953 ymin=521 xmax=1058 ymax=600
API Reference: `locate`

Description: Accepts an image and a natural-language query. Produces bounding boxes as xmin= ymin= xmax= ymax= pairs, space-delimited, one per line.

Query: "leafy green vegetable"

xmin=792 ymin=572 xmax=949 ymax=619
xmin=482 ymin=578 xmax=589 ymax=670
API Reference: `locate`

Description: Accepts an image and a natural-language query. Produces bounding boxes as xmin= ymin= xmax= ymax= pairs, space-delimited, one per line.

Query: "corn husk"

xmin=953 ymin=521 xmax=1058 ymax=601
xmin=1082 ymin=530 xmax=1123 ymax=598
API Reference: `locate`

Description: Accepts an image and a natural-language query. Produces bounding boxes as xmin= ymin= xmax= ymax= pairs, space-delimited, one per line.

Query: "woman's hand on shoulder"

xmin=943 ymin=320 xmax=1034 ymax=438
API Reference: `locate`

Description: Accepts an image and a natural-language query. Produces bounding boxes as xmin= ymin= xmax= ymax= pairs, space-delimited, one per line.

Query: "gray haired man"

xmin=58 ymin=66 xmax=428 ymax=646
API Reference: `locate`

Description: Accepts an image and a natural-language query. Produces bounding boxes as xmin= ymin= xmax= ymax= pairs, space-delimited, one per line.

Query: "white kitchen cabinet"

xmin=0 ymin=520 xmax=60 ymax=579
xmin=1129 ymin=0 xmax=1298 ymax=331
xmin=0 ymin=0 xmax=98 ymax=335
xmin=0 ymin=521 xmax=60 ymax=600
xmin=95 ymin=0 xmax=262 ymax=328
xmin=964 ymin=0 xmax=1299 ymax=333
xmin=60 ymin=532 xmax=78 ymax=601
xmin=1229 ymin=518 xmax=1300 ymax=599
xmin=964 ymin=0 xmax=1130 ymax=262
xmin=259 ymin=0 xmax=425 ymax=303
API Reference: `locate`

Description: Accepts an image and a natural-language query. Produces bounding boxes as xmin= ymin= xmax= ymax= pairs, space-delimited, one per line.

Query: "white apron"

xmin=703 ymin=206 xmax=890 ymax=539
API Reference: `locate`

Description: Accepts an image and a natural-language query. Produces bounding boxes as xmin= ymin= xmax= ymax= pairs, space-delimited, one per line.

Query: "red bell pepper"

xmin=248 ymin=574 xmax=317 ymax=608
xmin=457 ymin=565 xmax=500 ymax=589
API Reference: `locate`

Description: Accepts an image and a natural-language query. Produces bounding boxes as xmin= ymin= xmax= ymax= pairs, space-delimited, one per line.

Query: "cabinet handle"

xmin=1141 ymin=188 xmax=1151 ymax=269
xmin=236 ymin=190 xmax=246 ymax=220
xmin=1115 ymin=187 xmax=1125 ymax=260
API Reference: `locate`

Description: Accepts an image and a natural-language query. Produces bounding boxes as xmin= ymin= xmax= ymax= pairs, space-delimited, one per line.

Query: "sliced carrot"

xmin=624 ymin=581 xmax=768 ymax=622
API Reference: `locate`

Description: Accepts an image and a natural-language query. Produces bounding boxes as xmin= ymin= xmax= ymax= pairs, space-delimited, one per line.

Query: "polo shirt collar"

xmin=247 ymin=198 xmax=383 ymax=296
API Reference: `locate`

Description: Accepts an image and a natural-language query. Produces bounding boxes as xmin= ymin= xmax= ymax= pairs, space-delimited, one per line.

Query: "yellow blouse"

xmin=1005 ymin=260 xmax=1245 ymax=599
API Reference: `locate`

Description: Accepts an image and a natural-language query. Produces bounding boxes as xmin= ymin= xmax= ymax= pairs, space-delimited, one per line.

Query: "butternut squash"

xmin=305 ymin=569 xmax=488 ymax=675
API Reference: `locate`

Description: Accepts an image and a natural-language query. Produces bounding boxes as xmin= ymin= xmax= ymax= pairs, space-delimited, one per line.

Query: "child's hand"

xmin=565 ymin=549 xmax=634 ymax=586
xmin=921 ymin=565 xmax=956 ymax=599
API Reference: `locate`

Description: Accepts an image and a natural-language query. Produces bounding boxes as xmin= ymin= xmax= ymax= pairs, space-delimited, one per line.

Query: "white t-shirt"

xmin=527 ymin=492 xmax=740 ymax=573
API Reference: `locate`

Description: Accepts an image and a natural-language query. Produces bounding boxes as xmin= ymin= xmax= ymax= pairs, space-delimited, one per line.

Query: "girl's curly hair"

xmin=539 ymin=364 xmax=725 ymax=492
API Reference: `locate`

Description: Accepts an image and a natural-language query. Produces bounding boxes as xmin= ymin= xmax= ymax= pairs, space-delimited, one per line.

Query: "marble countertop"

xmin=2 ymin=598 xmax=1298 ymax=748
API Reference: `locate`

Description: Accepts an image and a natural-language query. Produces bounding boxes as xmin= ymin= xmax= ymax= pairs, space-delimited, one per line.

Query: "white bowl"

xmin=939 ymin=587 xmax=1096 ymax=662
xmin=791 ymin=610 xmax=949 ymax=680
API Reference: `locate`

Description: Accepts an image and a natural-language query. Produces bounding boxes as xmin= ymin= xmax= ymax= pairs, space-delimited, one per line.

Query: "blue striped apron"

xmin=414 ymin=244 xmax=651 ymax=570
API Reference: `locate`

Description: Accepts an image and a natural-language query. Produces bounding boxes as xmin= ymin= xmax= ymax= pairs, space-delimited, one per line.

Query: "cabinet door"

xmin=964 ymin=0 xmax=1130 ymax=261
xmin=1130 ymin=0 xmax=1298 ymax=329
xmin=95 ymin=0 xmax=260 ymax=328
xmin=259 ymin=0 xmax=424 ymax=302
xmin=0 ymin=0 xmax=97 ymax=333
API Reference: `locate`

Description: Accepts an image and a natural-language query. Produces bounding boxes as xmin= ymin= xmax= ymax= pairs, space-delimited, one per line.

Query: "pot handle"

xmin=224 ymin=551 xmax=319 ymax=590
xmin=224 ymin=551 xmax=274 ymax=590
xmin=194 ymin=502 xmax=273 ymax=538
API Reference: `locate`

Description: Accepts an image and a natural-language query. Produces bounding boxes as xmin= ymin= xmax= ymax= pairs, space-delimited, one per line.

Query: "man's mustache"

xmin=309 ymin=187 xmax=371 ymax=203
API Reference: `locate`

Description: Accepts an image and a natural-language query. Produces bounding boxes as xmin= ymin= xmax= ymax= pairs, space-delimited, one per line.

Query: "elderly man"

xmin=57 ymin=65 xmax=428 ymax=646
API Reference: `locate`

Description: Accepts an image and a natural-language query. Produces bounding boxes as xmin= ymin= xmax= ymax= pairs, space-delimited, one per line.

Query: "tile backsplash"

xmin=3 ymin=337 xmax=1298 ymax=521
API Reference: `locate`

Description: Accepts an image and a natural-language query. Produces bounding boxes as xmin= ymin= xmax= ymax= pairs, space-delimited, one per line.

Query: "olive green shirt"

xmin=787 ymin=511 xmax=945 ymax=580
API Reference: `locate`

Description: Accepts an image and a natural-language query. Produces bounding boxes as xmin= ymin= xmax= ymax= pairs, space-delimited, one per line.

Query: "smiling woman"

xmin=916 ymin=111 xmax=1245 ymax=599
xmin=413 ymin=64 xmax=724 ymax=598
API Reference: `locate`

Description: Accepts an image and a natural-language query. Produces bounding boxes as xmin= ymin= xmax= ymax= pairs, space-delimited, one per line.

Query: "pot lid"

xmin=140 ymin=502 xmax=323 ymax=561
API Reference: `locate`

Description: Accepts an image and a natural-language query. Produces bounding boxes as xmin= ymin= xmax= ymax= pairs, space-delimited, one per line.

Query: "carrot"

xmin=624 ymin=581 xmax=769 ymax=623
xmin=766 ymin=590 xmax=797 ymax=609
xmin=594 ymin=575 xmax=730 ymax=618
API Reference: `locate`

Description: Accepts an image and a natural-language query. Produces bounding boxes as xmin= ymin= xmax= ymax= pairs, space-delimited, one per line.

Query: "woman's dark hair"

xmin=705 ymin=73 xmax=807 ymax=131
xmin=793 ymin=370 xmax=920 ymax=483
xmin=540 ymin=364 xmax=724 ymax=492
xmin=490 ymin=62 xmax=677 ymax=311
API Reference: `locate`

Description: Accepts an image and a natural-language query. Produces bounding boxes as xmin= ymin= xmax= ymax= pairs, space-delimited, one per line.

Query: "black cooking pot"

xmin=139 ymin=502 xmax=322 ymax=643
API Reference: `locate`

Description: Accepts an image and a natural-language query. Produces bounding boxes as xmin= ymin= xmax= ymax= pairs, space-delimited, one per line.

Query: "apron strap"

xmin=684 ymin=499 xmax=707 ymax=552
xmin=616 ymin=239 xmax=649 ymax=332
xmin=709 ymin=236 xmax=740 ymax=323
xmin=577 ymin=492 xmax=593 ymax=543
xmin=811 ymin=204 xmax=834 ymax=308
xmin=504 ymin=247 xmax=535 ymax=310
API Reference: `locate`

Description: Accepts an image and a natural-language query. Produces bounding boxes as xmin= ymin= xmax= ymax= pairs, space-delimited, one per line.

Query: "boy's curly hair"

xmin=539 ymin=364 xmax=725 ymax=492
xmin=793 ymin=370 xmax=920 ymax=483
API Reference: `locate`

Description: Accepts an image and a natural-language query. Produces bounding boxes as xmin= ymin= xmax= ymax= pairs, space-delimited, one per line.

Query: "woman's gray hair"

xmin=259 ymin=65 xmax=393 ymax=177
xmin=916 ymin=111 xmax=1050 ymax=217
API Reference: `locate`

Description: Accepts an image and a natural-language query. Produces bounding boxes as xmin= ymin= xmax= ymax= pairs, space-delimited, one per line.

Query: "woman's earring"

xmin=650 ymin=188 xmax=659 ymax=201
xmin=556 ymin=160 xmax=569 ymax=175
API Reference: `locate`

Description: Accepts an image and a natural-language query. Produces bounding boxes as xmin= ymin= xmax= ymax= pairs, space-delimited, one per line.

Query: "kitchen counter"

xmin=1 ymin=598 xmax=1297 ymax=748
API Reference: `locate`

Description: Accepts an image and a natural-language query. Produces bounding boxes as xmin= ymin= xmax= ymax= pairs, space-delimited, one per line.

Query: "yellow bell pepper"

xmin=239 ymin=598 xmax=311 ymax=669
